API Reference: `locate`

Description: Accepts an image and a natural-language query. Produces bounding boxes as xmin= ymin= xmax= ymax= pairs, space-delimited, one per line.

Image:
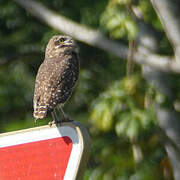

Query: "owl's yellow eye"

xmin=58 ymin=37 xmax=66 ymax=43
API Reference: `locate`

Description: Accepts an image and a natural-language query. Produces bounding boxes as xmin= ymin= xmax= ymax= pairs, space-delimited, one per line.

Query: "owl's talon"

xmin=49 ymin=120 xmax=55 ymax=127
xmin=49 ymin=119 xmax=63 ymax=127
xmin=50 ymin=110 xmax=62 ymax=126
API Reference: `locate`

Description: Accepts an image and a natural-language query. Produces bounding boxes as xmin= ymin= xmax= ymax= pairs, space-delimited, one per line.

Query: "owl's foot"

xmin=49 ymin=120 xmax=62 ymax=127
xmin=49 ymin=120 xmax=55 ymax=127
xmin=49 ymin=118 xmax=73 ymax=127
xmin=50 ymin=110 xmax=61 ymax=126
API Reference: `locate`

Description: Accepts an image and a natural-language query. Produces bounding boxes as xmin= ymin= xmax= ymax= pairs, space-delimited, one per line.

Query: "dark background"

xmin=0 ymin=0 xmax=179 ymax=179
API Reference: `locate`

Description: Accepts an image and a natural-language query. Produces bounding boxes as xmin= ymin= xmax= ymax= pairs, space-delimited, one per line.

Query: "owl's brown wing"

xmin=33 ymin=59 xmax=56 ymax=119
xmin=33 ymin=52 xmax=79 ymax=119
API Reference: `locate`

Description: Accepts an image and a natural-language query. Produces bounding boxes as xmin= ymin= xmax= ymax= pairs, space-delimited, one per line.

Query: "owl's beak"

xmin=64 ymin=38 xmax=73 ymax=45
xmin=64 ymin=40 xmax=75 ymax=47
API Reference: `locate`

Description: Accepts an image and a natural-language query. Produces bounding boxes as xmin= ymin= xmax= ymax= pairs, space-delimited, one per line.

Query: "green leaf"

xmin=91 ymin=102 xmax=113 ymax=132
xmin=126 ymin=118 xmax=139 ymax=139
xmin=115 ymin=113 xmax=131 ymax=136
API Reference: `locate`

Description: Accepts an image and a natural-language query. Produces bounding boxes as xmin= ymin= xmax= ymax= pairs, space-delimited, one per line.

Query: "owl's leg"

xmin=58 ymin=106 xmax=66 ymax=119
xmin=57 ymin=105 xmax=73 ymax=122
xmin=49 ymin=109 xmax=61 ymax=126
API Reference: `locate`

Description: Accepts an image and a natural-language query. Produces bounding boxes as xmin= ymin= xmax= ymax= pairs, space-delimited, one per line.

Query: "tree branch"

xmin=140 ymin=22 xmax=180 ymax=180
xmin=14 ymin=0 xmax=180 ymax=73
xmin=151 ymin=0 xmax=180 ymax=61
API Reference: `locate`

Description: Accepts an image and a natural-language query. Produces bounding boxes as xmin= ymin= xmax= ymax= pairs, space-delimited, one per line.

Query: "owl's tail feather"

xmin=33 ymin=105 xmax=48 ymax=120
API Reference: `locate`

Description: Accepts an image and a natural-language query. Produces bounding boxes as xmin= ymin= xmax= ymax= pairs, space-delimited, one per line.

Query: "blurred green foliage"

xmin=91 ymin=75 xmax=156 ymax=137
xmin=100 ymin=0 xmax=138 ymax=40
xmin=0 ymin=0 xmax=176 ymax=179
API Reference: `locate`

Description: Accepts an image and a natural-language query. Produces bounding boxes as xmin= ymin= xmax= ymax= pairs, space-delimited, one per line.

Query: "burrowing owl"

xmin=33 ymin=35 xmax=79 ymax=122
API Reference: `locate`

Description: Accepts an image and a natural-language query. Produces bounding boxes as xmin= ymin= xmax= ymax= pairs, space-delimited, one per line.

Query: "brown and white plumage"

xmin=33 ymin=35 xmax=79 ymax=120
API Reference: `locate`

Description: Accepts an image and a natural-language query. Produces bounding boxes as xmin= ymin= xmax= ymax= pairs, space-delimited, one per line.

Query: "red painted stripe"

xmin=0 ymin=136 xmax=72 ymax=180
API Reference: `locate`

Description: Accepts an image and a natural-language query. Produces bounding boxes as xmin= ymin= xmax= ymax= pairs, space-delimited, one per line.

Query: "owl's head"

xmin=45 ymin=35 xmax=77 ymax=58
